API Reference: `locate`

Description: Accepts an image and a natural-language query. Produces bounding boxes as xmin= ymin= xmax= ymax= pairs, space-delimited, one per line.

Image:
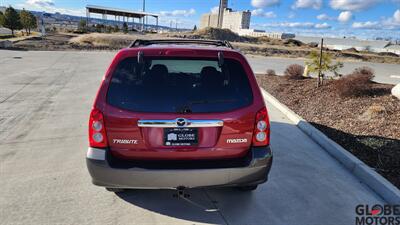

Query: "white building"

xmin=221 ymin=8 xmax=251 ymax=32
xmin=384 ymin=44 xmax=400 ymax=55
xmin=200 ymin=8 xmax=251 ymax=32
xmin=237 ymin=29 xmax=295 ymax=39
xmin=295 ymin=36 xmax=393 ymax=53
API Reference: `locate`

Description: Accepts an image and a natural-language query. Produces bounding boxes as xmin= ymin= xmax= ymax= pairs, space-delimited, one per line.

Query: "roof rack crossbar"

xmin=129 ymin=39 xmax=234 ymax=49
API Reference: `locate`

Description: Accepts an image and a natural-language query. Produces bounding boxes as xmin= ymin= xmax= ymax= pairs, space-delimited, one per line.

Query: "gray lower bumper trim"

xmin=86 ymin=147 xmax=272 ymax=189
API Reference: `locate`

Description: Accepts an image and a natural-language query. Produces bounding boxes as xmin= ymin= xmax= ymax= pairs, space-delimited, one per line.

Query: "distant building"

xmin=237 ymin=29 xmax=295 ymax=39
xmin=385 ymin=44 xmax=400 ymax=55
xmin=200 ymin=8 xmax=251 ymax=32
xmin=294 ymin=36 xmax=399 ymax=55
xmin=217 ymin=0 xmax=228 ymax=28
xmin=200 ymin=13 xmax=219 ymax=29
xmin=221 ymin=8 xmax=251 ymax=32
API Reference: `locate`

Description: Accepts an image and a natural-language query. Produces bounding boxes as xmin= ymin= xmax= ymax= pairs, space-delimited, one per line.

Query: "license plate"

xmin=164 ymin=128 xmax=198 ymax=146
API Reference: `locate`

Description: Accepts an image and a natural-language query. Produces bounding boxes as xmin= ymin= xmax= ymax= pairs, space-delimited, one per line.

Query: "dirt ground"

xmin=8 ymin=32 xmax=400 ymax=64
xmin=256 ymin=74 xmax=400 ymax=188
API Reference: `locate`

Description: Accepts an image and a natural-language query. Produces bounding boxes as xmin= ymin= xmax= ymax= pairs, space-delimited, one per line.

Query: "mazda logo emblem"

xmin=176 ymin=118 xmax=187 ymax=127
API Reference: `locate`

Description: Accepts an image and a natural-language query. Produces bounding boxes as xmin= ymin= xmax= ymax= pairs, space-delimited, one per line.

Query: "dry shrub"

xmin=284 ymin=64 xmax=304 ymax=79
xmin=358 ymin=104 xmax=386 ymax=121
xmin=266 ymin=69 xmax=276 ymax=76
xmin=191 ymin=27 xmax=257 ymax=42
xmin=334 ymin=67 xmax=375 ymax=97
xmin=69 ymin=33 xmax=137 ymax=48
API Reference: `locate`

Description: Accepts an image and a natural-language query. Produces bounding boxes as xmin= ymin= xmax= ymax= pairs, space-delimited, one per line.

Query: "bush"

xmin=266 ymin=69 xmax=276 ymax=76
xmin=284 ymin=64 xmax=304 ymax=79
xmin=69 ymin=33 xmax=136 ymax=48
xmin=334 ymin=67 xmax=375 ymax=97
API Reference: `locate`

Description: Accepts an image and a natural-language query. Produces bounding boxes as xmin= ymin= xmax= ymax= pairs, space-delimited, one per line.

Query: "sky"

xmin=2 ymin=0 xmax=400 ymax=39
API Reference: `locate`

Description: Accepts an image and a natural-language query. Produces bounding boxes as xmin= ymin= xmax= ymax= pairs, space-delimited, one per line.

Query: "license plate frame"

xmin=164 ymin=128 xmax=199 ymax=146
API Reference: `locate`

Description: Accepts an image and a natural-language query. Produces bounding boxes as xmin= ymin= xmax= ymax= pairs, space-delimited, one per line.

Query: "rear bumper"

xmin=86 ymin=146 xmax=273 ymax=189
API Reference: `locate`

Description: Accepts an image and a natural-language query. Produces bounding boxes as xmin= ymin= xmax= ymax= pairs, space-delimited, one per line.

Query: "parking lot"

xmin=0 ymin=50 xmax=384 ymax=225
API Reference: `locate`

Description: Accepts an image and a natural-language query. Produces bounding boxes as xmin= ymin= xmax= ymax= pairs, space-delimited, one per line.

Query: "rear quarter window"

xmin=106 ymin=57 xmax=253 ymax=113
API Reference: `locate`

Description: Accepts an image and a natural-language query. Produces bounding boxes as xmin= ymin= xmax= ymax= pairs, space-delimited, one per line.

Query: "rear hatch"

xmin=104 ymin=55 xmax=257 ymax=160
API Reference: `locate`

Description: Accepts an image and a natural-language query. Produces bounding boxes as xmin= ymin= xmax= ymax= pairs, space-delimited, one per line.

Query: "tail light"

xmin=89 ymin=108 xmax=108 ymax=148
xmin=252 ymin=107 xmax=270 ymax=147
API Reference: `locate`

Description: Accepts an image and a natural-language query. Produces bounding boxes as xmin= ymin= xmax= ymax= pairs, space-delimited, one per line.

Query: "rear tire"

xmin=105 ymin=187 xmax=125 ymax=193
xmin=237 ymin=185 xmax=258 ymax=191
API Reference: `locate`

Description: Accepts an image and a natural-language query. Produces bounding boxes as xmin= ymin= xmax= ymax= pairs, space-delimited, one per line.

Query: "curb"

xmin=261 ymin=88 xmax=400 ymax=204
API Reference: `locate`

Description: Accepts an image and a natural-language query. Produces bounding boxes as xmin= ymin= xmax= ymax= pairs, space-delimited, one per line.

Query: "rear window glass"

xmin=106 ymin=57 xmax=253 ymax=113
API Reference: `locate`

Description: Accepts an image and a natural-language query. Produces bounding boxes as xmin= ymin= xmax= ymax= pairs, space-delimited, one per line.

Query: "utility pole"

xmin=217 ymin=0 xmax=227 ymax=28
xmin=317 ymin=38 xmax=324 ymax=87
xmin=142 ymin=0 xmax=145 ymax=31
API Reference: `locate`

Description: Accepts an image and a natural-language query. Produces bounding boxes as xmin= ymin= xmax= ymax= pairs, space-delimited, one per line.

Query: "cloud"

xmin=210 ymin=6 xmax=219 ymax=14
xmin=350 ymin=10 xmax=400 ymax=30
xmin=251 ymin=9 xmax=277 ymax=18
xmin=262 ymin=21 xmax=331 ymax=29
xmin=19 ymin=0 xmax=84 ymax=16
xmin=251 ymin=0 xmax=280 ymax=8
xmin=292 ymin=0 xmax=322 ymax=10
xmin=317 ymin=13 xmax=335 ymax=20
xmin=352 ymin=21 xmax=380 ymax=29
xmin=26 ymin=0 xmax=55 ymax=7
xmin=315 ymin=22 xmax=332 ymax=29
xmin=159 ymin=9 xmax=196 ymax=17
xmin=158 ymin=17 xmax=197 ymax=29
xmin=288 ymin=12 xmax=296 ymax=18
xmin=330 ymin=0 xmax=382 ymax=11
xmin=394 ymin=9 xmax=400 ymax=23
xmin=338 ymin=11 xmax=353 ymax=23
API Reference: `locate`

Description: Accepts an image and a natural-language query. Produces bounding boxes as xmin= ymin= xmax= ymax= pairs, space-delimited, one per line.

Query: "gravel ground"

xmin=257 ymin=74 xmax=400 ymax=188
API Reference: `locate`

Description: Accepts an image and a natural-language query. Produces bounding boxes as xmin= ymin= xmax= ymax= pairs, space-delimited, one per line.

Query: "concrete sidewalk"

xmin=0 ymin=50 xmax=383 ymax=225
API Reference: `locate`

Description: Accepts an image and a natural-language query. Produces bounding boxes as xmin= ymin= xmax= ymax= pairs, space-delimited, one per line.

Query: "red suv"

xmin=86 ymin=39 xmax=272 ymax=192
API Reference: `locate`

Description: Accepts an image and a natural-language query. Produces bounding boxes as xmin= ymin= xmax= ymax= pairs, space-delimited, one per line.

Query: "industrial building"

xmin=237 ymin=29 xmax=295 ymax=39
xmin=199 ymin=0 xmax=295 ymax=39
xmin=199 ymin=0 xmax=251 ymax=32
xmin=295 ymin=36 xmax=400 ymax=55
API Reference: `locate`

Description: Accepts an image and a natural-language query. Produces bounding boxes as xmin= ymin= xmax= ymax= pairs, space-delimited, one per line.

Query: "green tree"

xmin=305 ymin=51 xmax=343 ymax=85
xmin=95 ymin=24 xmax=104 ymax=33
xmin=2 ymin=7 xmax=22 ymax=36
xmin=113 ymin=25 xmax=119 ymax=32
xmin=105 ymin=25 xmax=113 ymax=33
xmin=122 ymin=22 xmax=128 ymax=33
xmin=78 ymin=19 xmax=87 ymax=32
xmin=0 ymin=12 xmax=4 ymax=27
xmin=28 ymin=13 xmax=37 ymax=34
xmin=20 ymin=9 xmax=33 ymax=35
xmin=193 ymin=25 xmax=197 ymax=31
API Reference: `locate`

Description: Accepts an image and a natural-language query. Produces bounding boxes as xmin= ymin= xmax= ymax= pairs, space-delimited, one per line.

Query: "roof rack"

xmin=129 ymin=39 xmax=234 ymax=49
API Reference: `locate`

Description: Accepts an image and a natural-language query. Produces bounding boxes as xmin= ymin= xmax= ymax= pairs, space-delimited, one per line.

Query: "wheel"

xmin=105 ymin=187 xmax=125 ymax=193
xmin=237 ymin=185 xmax=258 ymax=191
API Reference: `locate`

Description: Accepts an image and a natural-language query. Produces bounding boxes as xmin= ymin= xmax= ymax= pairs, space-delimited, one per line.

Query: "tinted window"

xmin=107 ymin=57 xmax=253 ymax=113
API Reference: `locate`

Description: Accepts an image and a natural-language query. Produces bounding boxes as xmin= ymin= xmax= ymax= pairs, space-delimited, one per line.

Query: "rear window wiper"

xmin=176 ymin=99 xmax=237 ymax=114
xmin=176 ymin=105 xmax=192 ymax=114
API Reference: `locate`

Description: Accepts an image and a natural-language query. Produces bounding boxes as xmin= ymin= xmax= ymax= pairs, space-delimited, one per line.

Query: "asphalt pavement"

xmin=247 ymin=54 xmax=400 ymax=84
xmin=0 ymin=50 xmax=384 ymax=225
